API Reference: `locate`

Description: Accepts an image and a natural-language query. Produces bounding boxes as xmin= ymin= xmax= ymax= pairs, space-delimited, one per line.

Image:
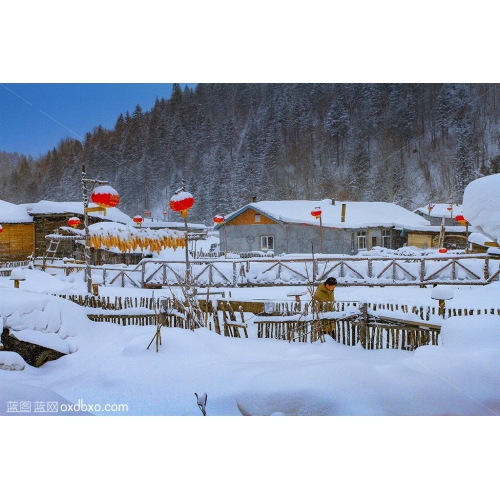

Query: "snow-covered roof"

xmin=223 ymin=200 xmax=431 ymax=230
xmin=468 ymin=231 xmax=498 ymax=247
xmin=0 ymin=200 xmax=33 ymax=223
xmin=140 ymin=221 xmax=208 ymax=231
xmin=22 ymin=200 xmax=133 ymax=225
xmin=414 ymin=203 xmax=464 ymax=219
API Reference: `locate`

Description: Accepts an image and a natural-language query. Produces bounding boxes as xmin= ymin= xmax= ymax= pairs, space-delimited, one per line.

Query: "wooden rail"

xmin=33 ymin=253 xmax=500 ymax=288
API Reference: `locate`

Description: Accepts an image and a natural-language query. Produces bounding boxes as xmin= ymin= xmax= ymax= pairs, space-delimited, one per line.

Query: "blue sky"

xmin=0 ymin=83 xmax=195 ymax=157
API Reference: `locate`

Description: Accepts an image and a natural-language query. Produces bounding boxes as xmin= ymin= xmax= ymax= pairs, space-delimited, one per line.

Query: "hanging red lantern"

xmin=213 ymin=214 xmax=225 ymax=224
xmin=162 ymin=210 xmax=168 ymax=216
xmin=144 ymin=210 xmax=151 ymax=217
xmin=170 ymin=191 xmax=194 ymax=218
xmin=91 ymin=185 xmax=120 ymax=209
xmin=311 ymin=208 xmax=322 ymax=218
xmin=438 ymin=248 xmax=448 ymax=253
xmin=133 ymin=215 xmax=143 ymax=225
xmin=68 ymin=217 xmax=81 ymax=228
xmin=455 ymin=214 xmax=464 ymax=222
xmin=447 ymin=206 xmax=452 ymax=211
xmin=0 ymin=224 xmax=3 ymax=234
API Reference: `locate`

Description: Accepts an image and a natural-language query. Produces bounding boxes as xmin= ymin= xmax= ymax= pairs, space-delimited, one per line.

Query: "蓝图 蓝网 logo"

xmin=5 ymin=399 xmax=128 ymax=414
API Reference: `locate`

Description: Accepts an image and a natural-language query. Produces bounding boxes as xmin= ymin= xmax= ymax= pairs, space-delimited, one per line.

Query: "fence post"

xmin=359 ymin=303 xmax=367 ymax=349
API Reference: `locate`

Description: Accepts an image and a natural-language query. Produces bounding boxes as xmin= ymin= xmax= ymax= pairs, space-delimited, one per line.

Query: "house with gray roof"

xmin=215 ymin=199 xmax=432 ymax=255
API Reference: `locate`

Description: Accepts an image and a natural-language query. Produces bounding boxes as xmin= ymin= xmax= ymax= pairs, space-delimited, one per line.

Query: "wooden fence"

xmin=35 ymin=253 xmax=500 ymax=288
xmin=0 ymin=260 xmax=30 ymax=276
xmin=51 ymin=289 xmax=500 ymax=353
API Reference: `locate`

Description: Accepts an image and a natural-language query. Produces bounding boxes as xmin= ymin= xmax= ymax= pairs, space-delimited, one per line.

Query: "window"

xmin=254 ymin=214 xmax=261 ymax=222
xmin=357 ymin=231 xmax=367 ymax=250
xmin=261 ymin=236 xmax=274 ymax=250
xmin=382 ymin=229 xmax=391 ymax=248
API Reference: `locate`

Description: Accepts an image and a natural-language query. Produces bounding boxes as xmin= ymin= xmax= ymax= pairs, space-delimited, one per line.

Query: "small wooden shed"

xmin=23 ymin=200 xmax=134 ymax=258
xmin=0 ymin=200 xmax=35 ymax=262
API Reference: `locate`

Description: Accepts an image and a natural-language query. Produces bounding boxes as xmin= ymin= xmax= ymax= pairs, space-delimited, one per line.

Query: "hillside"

xmin=1 ymin=83 xmax=500 ymax=224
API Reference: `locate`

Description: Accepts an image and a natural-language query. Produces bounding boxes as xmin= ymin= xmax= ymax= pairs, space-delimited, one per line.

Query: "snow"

xmin=415 ymin=202 xmax=464 ymax=220
xmin=3 ymin=196 xmax=499 ymax=494
xmin=224 ymin=199 xmax=431 ymax=229
xmin=22 ymin=199 xmax=134 ymax=224
xmin=463 ymin=173 xmax=500 ymax=243
xmin=1 ymin=267 xmax=498 ymax=493
xmin=0 ymin=199 xmax=33 ymax=223
xmin=1 ymin=271 xmax=499 ymax=418
xmin=430 ymin=285 xmax=455 ymax=300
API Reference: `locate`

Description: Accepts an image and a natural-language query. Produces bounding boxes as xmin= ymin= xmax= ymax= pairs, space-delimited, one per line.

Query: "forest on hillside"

xmin=1 ymin=83 xmax=500 ymax=224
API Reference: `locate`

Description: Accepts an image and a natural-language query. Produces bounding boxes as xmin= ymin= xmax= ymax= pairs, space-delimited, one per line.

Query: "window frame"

xmin=261 ymin=235 xmax=274 ymax=251
xmin=382 ymin=229 xmax=391 ymax=249
xmin=357 ymin=230 xmax=367 ymax=250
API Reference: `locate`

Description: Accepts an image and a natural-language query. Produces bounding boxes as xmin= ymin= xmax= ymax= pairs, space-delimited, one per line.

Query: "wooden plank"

xmin=369 ymin=314 xmax=441 ymax=330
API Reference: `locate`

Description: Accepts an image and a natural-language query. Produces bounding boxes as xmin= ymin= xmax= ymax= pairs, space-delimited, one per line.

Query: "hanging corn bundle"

xmin=86 ymin=222 xmax=185 ymax=254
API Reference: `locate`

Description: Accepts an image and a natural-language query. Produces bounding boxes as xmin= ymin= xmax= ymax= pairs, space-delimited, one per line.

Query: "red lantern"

xmin=144 ymin=210 xmax=151 ymax=217
xmin=438 ymin=248 xmax=448 ymax=253
xmin=170 ymin=191 xmax=194 ymax=218
xmin=91 ymin=185 xmax=120 ymax=209
xmin=455 ymin=215 xmax=465 ymax=222
xmin=162 ymin=211 xmax=168 ymax=216
xmin=68 ymin=217 xmax=81 ymax=228
xmin=311 ymin=208 xmax=322 ymax=218
xmin=0 ymin=224 xmax=3 ymax=233
xmin=133 ymin=215 xmax=143 ymax=225
xmin=447 ymin=206 xmax=452 ymax=211
xmin=213 ymin=215 xmax=225 ymax=224
xmin=170 ymin=192 xmax=194 ymax=212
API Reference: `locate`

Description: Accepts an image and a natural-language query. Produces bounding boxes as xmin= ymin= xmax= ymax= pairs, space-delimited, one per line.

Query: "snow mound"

xmin=439 ymin=315 xmax=500 ymax=351
xmin=463 ymin=173 xmax=500 ymax=243
xmin=0 ymin=351 xmax=26 ymax=371
xmin=0 ymin=289 xmax=89 ymax=353
xmin=236 ymin=391 xmax=333 ymax=416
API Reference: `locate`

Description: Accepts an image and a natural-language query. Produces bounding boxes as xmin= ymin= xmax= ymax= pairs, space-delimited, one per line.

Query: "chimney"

xmin=341 ymin=203 xmax=346 ymax=222
xmin=252 ymin=196 xmax=257 ymax=203
xmin=331 ymin=198 xmax=335 ymax=205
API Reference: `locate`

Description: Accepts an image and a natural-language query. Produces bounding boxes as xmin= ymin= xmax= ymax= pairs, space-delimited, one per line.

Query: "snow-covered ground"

xmin=2 ymin=267 xmax=499 ymax=417
xmin=6 ymin=172 xmax=500 ymax=494
xmin=2 ymin=266 xmax=497 ymax=496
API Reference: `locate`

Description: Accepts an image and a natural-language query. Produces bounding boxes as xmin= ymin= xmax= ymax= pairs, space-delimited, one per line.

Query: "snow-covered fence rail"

xmin=36 ymin=254 xmax=500 ymax=287
xmin=137 ymin=254 xmax=500 ymax=288
xmin=0 ymin=260 xmax=30 ymax=276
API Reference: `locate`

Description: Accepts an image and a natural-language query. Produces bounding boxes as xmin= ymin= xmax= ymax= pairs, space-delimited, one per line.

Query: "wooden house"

xmin=414 ymin=202 xmax=464 ymax=226
xmin=215 ymin=199 xmax=431 ymax=255
xmin=412 ymin=202 xmax=468 ymax=249
xmin=0 ymin=200 xmax=35 ymax=262
xmin=23 ymin=200 xmax=134 ymax=259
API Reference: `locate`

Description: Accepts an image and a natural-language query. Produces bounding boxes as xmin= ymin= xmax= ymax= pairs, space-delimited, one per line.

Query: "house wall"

xmin=222 ymin=224 xmax=401 ymax=255
xmin=225 ymin=208 xmax=277 ymax=227
xmin=33 ymin=214 xmax=101 ymax=258
xmin=0 ymin=223 xmax=35 ymax=261
xmin=408 ymin=233 xmax=435 ymax=249
xmin=221 ymin=208 xmax=407 ymax=255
